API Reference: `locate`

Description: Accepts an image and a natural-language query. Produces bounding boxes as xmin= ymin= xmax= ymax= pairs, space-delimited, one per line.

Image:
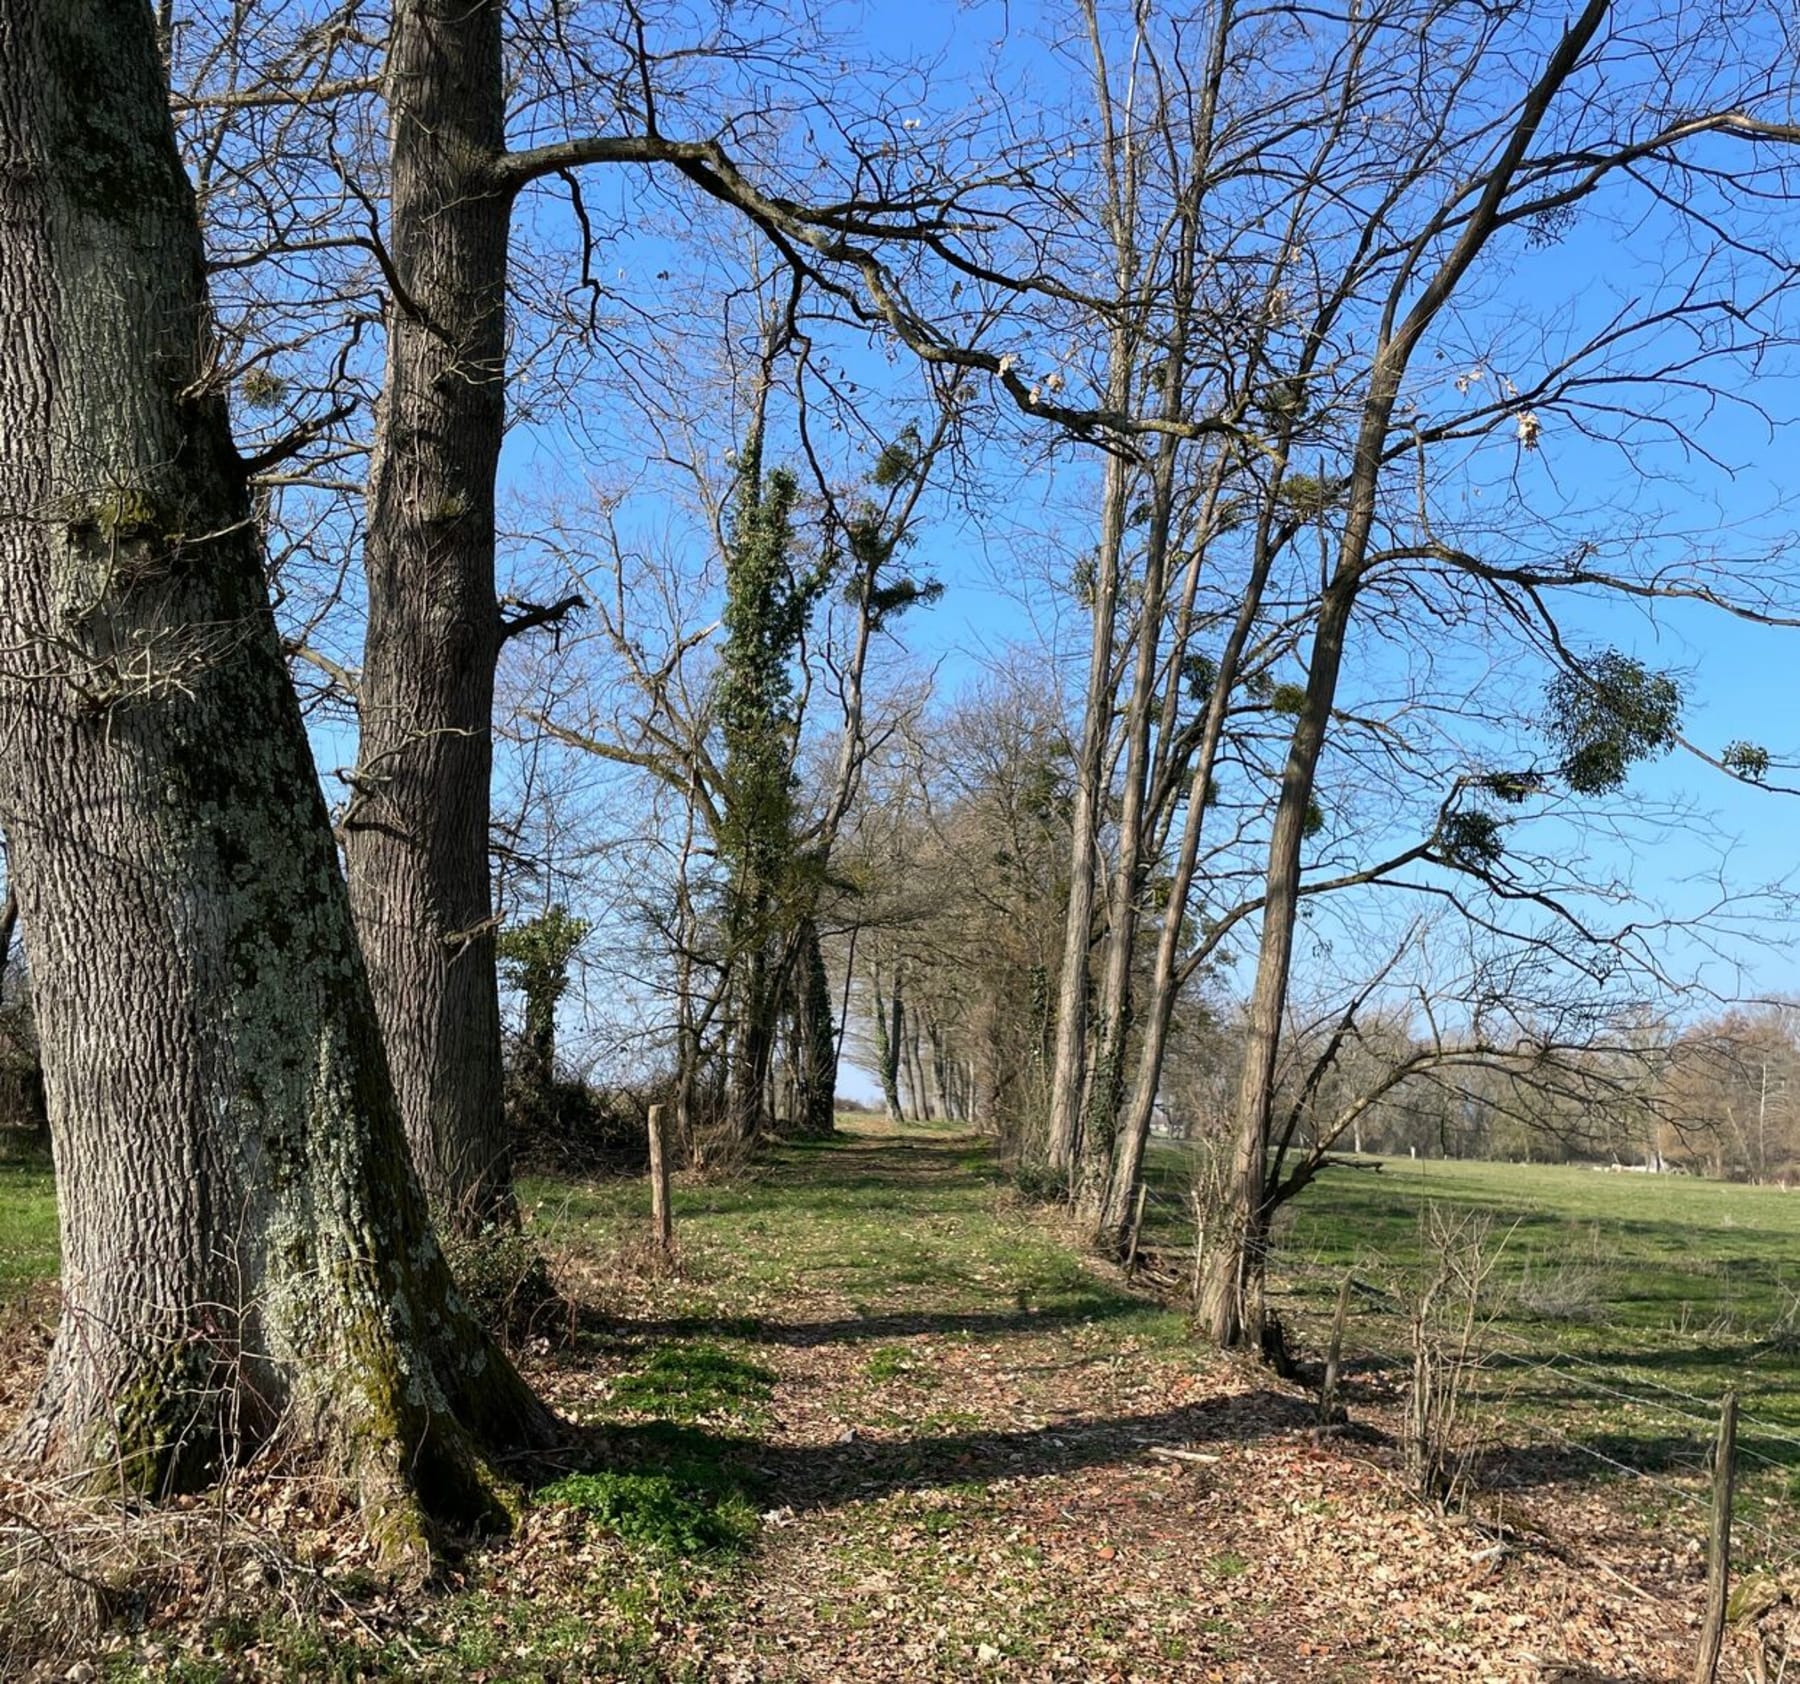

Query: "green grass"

xmin=1144 ymin=1143 xmax=1800 ymax=1550
xmin=608 ymin=1340 xmax=776 ymax=1422
xmin=0 ymin=1158 xmax=56 ymax=1293
xmin=522 ymin=1123 xmax=1186 ymax=1348
xmin=539 ymin=1466 xmax=758 ymax=1558
xmin=17 ymin=1118 xmax=1800 ymax=1669
xmin=864 ymin=1343 xmax=922 ymax=1382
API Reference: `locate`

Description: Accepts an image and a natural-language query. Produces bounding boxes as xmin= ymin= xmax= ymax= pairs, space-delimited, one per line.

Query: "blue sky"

xmin=482 ymin=0 xmax=1800 ymax=1086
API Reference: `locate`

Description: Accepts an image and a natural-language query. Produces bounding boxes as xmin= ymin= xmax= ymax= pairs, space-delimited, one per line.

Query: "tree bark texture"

xmin=728 ymin=941 xmax=777 ymax=1139
xmin=792 ymin=920 xmax=838 ymax=1137
xmin=0 ymin=0 xmax=552 ymax=1549
xmin=342 ymin=0 xmax=515 ymax=1232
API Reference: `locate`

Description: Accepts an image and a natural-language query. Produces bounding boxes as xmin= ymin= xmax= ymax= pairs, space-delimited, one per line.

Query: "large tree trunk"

xmin=0 ymin=0 xmax=553 ymax=1553
xmin=728 ymin=940 xmax=778 ymax=1139
xmin=341 ymin=0 xmax=515 ymax=1232
xmin=1198 ymin=576 xmax=1360 ymax=1347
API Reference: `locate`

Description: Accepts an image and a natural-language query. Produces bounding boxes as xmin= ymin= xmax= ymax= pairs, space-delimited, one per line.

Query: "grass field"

xmin=0 ymin=1157 xmax=56 ymax=1292
xmin=1142 ymin=1145 xmax=1800 ymax=1543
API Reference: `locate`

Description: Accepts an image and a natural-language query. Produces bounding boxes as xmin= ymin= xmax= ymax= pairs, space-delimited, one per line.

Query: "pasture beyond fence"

xmin=1126 ymin=1150 xmax=1800 ymax=1678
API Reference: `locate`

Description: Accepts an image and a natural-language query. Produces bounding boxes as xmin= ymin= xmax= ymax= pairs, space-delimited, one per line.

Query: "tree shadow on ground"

xmin=552 ymin=1390 xmax=1313 ymax=1514
xmin=569 ymin=1297 xmax=1155 ymax=1352
xmin=1470 ymin=1433 xmax=1712 ymax=1492
xmin=1509 ymin=1338 xmax=1795 ymax=1375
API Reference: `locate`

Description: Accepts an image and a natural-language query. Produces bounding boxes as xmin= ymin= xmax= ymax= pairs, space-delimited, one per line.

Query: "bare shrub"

xmin=1511 ymin=1257 xmax=1606 ymax=1324
xmin=1406 ymin=1209 xmax=1510 ymax=1505
xmin=0 ymin=1458 xmax=377 ymax=1678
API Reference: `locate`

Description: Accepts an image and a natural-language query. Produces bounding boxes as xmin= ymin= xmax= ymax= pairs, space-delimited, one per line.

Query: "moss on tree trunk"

xmin=0 ymin=0 xmax=555 ymax=1564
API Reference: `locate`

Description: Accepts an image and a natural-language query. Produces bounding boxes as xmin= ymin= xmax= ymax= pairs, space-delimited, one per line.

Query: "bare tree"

xmin=170 ymin=0 xmax=1104 ymax=1219
xmin=1193 ymin=0 xmax=1800 ymax=1342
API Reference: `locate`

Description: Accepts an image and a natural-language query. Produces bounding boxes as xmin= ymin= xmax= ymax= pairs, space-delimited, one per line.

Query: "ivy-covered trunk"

xmin=0 ymin=0 xmax=553 ymax=1553
xmin=497 ymin=906 xmax=586 ymax=1135
xmin=341 ymin=0 xmax=515 ymax=1232
xmin=871 ymin=960 xmax=907 ymax=1123
xmin=727 ymin=942 xmax=777 ymax=1139
xmin=715 ymin=436 xmax=825 ymax=1141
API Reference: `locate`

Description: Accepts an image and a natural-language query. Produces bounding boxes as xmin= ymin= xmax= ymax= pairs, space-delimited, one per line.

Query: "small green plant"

xmin=1208 ymin=1549 xmax=1250 ymax=1579
xmin=1011 ymin=1157 xmax=1067 ymax=1203
xmin=1544 ymin=650 xmax=1682 ymax=794
xmin=1437 ymin=808 xmax=1506 ymax=870
xmin=539 ymin=1469 xmax=757 ymax=1558
xmin=1723 ymin=739 xmax=1772 ymax=782
xmin=439 ymin=1222 xmax=560 ymax=1345
xmin=237 ymin=368 xmax=288 ymax=410
xmin=864 ymin=1344 xmax=912 ymax=1382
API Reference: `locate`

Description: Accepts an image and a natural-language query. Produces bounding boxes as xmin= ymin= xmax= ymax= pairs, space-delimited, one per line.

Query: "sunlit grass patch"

xmin=0 ymin=1159 xmax=56 ymax=1294
xmin=610 ymin=1341 xmax=776 ymax=1422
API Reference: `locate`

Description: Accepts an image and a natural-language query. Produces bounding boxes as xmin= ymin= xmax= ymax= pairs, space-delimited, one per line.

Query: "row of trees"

xmin=4 ymin=0 xmax=1800 ymax=1568
xmin=0 ymin=0 xmax=1116 ymax=1545
xmin=880 ymin=0 xmax=1800 ymax=1350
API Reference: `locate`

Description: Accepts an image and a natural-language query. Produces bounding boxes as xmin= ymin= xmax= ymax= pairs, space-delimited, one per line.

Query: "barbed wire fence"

xmin=1125 ymin=1170 xmax=1800 ymax=1682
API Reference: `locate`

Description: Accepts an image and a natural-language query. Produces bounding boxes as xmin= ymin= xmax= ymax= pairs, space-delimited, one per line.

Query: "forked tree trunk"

xmin=341 ymin=0 xmax=515 ymax=1232
xmin=1097 ymin=455 xmax=1287 ymax=1254
xmin=907 ymin=1017 xmax=933 ymax=1122
xmin=872 ymin=960 xmax=906 ymax=1122
xmin=1198 ymin=576 xmax=1360 ymax=1347
xmin=0 ymin=0 xmax=553 ymax=1553
xmin=1076 ymin=439 xmax=1181 ymax=1230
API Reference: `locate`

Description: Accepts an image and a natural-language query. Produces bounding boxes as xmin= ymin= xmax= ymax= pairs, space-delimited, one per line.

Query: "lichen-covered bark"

xmin=0 ymin=0 xmax=554 ymax=1554
xmin=341 ymin=0 xmax=515 ymax=1232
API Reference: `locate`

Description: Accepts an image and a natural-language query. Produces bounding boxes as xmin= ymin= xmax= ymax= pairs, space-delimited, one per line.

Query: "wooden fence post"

xmin=1319 ymin=1273 xmax=1353 ymax=1425
xmin=1124 ymin=1183 xmax=1149 ymax=1275
xmin=1693 ymin=1390 xmax=1738 ymax=1684
xmin=1189 ymin=1190 xmax=1206 ymax=1308
xmin=648 ymin=1101 xmax=673 ymax=1253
